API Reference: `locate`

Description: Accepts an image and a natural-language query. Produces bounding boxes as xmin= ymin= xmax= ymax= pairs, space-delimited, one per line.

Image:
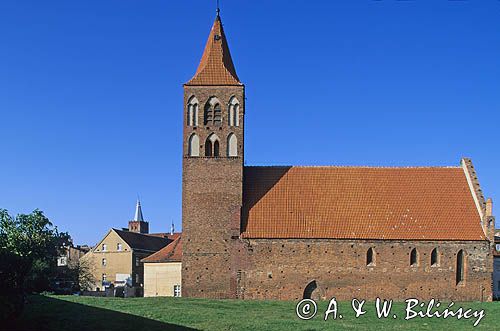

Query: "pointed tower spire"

xmin=134 ymin=199 xmax=144 ymax=222
xmin=128 ymin=198 xmax=149 ymax=233
xmin=170 ymin=222 xmax=175 ymax=236
xmin=185 ymin=14 xmax=242 ymax=86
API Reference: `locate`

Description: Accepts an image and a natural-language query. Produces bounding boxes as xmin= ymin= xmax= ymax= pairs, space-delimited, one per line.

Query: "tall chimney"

xmin=484 ymin=198 xmax=495 ymax=242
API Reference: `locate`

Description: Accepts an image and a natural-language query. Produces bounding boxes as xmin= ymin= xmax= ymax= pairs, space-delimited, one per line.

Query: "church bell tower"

xmin=181 ymin=12 xmax=244 ymax=298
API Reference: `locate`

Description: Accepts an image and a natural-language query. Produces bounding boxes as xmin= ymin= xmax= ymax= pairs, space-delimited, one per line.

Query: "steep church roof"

xmin=241 ymin=164 xmax=486 ymax=241
xmin=185 ymin=14 xmax=242 ymax=86
xmin=134 ymin=199 xmax=144 ymax=222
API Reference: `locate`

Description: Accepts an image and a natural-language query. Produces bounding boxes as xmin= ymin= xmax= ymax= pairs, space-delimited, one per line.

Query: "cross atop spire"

xmin=134 ymin=199 xmax=144 ymax=222
xmin=216 ymin=0 xmax=220 ymax=17
xmin=185 ymin=13 xmax=242 ymax=86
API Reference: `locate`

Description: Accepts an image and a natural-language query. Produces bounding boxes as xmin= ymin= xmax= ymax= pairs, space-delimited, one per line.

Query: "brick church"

xmin=181 ymin=12 xmax=496 ymax=301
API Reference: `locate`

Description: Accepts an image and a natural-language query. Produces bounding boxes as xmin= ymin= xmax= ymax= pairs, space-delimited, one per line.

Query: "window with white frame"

xmin=57 ymin=256 xmax=68 ymax=266
xmin=102 ymin=244 xmax=107 ymax=251
xmin=102 ymin=258 xmax=107 ymax=266
xmin=117 ymin=243 xmax=122 ymax=251
xmin=174 ymin=285 xmax=181 ymax=297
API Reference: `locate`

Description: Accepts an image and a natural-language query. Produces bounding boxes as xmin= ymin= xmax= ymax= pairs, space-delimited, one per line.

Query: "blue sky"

xmin=1 ymin=1 xmax=499 ymax=245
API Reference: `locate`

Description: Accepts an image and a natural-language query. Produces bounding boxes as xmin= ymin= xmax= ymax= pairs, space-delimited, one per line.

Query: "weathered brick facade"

xmin=239 ymin=240 xmax=492 ymax=301
xmin=180 ymin=13 xmax=494 ymax=301
xmin=181 ymin=85 xmax=245 ymax=298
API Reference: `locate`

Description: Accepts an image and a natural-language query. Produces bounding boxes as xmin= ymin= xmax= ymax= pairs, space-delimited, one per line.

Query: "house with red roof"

xmin=142 ymin=236 xmax=182 ymax=297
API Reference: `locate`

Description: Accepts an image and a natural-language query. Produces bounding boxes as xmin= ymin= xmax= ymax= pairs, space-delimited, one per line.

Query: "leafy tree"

xmin=75 ymin=258 xmax=96 ymax=292
xmin=0 ymin=209 xmax=71 ymax=319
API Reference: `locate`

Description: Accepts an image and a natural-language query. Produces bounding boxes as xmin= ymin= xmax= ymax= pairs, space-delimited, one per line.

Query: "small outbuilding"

xmin=142 ymin=236 xmax=182 ymax=297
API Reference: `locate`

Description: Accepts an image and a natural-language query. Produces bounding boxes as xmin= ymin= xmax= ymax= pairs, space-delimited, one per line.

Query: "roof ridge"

xmin=244 ymin=165 xmax=461 ymax=169
xmin=113 ymin=228 xmax=172 ymax=239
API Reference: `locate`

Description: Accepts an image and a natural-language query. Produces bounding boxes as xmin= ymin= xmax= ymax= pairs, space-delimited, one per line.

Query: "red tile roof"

xmin=185 ymin=15 xmax=242 ymax=86
xmin=142 ymin=236 xmax=182 ymax=263
xmin=241 ymin=166 xmax=486 ymax=241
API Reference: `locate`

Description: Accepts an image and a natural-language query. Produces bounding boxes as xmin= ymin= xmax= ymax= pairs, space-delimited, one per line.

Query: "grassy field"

xmin=8 ymin=295 xmax=500 ymax=330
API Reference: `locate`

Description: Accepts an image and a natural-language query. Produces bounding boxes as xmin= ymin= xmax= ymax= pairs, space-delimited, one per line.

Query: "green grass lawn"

xmin=9 ymin=295 xmax=500 ymax=331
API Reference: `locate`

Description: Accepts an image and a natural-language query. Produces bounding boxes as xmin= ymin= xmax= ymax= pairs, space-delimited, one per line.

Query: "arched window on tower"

xmin=410 ymin=248 xmax=418 ymax=266
xmin=204 ymin=97 xmax=221 ymax=126
xmin=188 ymin=134 xmax=200 ymax=156
xmin=366 ymin=247 xmax=375 ymax=266
xmin=205 ymin=133 xmax=220 ymax=157
xmin=456 ymin=250 xmax=465 ymax=285
xmin=228 ymin=97 xmax=240 ymax=127
xmin=187 ymin=96 xmax=199 ymax=126
xmin=214 ymin=104 xmax=221 ymax=126
xmin=214 ymin=140 xmax=220 ymax=156
xmin=431 ymin=248 xmax=439 ymax=267
xmin=227 ymin=133 xmax=237 ymax=156
xmin=205 ymin=140 xmax=212 ymax=157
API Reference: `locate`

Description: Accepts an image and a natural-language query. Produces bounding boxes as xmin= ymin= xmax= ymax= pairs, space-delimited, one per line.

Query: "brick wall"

xmin=182 ymin=85 xmax=245 ymax=298
xmin=238 ymin=239 xmax=493 ymax=301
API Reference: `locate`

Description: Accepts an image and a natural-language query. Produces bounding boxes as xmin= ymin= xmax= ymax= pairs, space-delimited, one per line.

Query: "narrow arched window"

xmin=229 ymin=105 xmax=234 ymax=126
xmin=227 ymin=133 xmax=237 ymax=156
xmin=205 ymin=133 xmax=220 ymax=157
xmin=193 ymin=103 xmax=198 ymax=126
xmin=188 ymin=134 xmax=200 ymax=156
xmin=214 ymin=104 xmax=221 ymax=126
xmin=431 ymin=248 xmax=438 ymax=266
xmin=204 ymin=103 xmax=212 ymax=125
xmin=213 ymin=140 xmax=220 ymax=156
xmin=205 ymin=140 xmax=212 ymax=157
xmin=410 ymin=248 xmax=418 ymax=266
xmin=204 ymin=97 xmax=221 ymax=126
xmin=366 ymin=247 xmax=375 ymax=266
xmin=187 ymin=97 xmax=199 ymax=126
xmin=228 ymin=97 xmax=240 ymax=127
xmin=456 ymin=250 xmax=465 ymax=285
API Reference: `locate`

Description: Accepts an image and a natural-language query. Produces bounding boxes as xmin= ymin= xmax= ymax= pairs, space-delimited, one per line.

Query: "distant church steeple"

xmin=128 ymin=198 xmax=149 ymax=234
xmin=134 ymin=199 xmax=144 ymax=222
